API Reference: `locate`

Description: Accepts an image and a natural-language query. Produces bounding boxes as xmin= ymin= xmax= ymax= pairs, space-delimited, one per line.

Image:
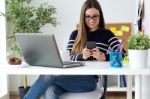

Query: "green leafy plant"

xmin=0 ymin=0 xmax=58 ymax=56
xmin=128 ymin=32 xmax=150 ymax=50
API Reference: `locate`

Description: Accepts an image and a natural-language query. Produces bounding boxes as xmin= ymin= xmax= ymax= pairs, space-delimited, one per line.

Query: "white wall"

xmin=100 ymin=0 xmax=136 ymax=23
xmin=9 ymin=75 xmax=39 ymax=95
xmin=144 ymin=0 xmax=150 ymax=37
xmin=142 ymin=0 xmax=150 ymax=99
xmin=0 ymin=0 xmax=8 ymax=98
xmin=143 ymin=0 xmax=150 ymax=66
xmin=9 ymin=0 xmax=137 ymax=94
xmin=0 ymin=0 xmax=7 ymax=63
xmin=0 ymin=75 xmax=9 ymax=99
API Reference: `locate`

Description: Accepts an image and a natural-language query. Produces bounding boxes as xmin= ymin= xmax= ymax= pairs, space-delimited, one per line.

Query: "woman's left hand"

xmin=92 ymin=48 xmax=106 ymax=61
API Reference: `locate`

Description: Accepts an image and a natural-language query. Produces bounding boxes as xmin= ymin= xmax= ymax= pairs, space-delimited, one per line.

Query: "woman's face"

xmin=85 ymin=8 xmax=100 ymax=31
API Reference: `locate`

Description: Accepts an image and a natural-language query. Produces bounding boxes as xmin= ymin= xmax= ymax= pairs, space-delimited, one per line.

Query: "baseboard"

xmin=9 ymin=91 xmax=19 ymax=96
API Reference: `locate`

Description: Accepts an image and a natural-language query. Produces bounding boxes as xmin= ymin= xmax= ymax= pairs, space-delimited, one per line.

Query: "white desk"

xmin=1 ymin=61 xmax=150 ymax=99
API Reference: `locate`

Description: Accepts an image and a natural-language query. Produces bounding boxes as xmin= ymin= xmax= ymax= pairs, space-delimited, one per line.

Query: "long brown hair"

xmin=71 ymin=0 xmax=105 ymax=54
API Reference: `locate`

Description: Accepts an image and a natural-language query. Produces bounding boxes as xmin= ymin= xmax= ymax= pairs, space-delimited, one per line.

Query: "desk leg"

xmin=127 ymin=75 xmax=132 ymax=99
xmin=135 ymin=75 xmax=142 ymax=99
xmin=141 ymin=75 xmax=150 ymax=99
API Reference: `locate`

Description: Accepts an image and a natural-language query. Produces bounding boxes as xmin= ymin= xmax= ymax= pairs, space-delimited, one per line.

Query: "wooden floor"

xmin=107 ymin=92 xmax=135 ymax=99
xmin=10 ymin=92 xmax=135 ymax=99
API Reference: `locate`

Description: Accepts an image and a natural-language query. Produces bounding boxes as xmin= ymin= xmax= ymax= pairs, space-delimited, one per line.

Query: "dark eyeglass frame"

xmin=85 ymin=14 xmax=100 ymax=22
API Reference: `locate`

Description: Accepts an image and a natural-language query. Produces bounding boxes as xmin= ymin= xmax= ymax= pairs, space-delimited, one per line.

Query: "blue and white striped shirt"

xmin=67 ymin=29 xmax=127 ymax=61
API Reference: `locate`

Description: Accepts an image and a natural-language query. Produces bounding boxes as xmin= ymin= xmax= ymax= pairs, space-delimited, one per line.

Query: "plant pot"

xmin=128 ymin=49 xmax=148 ymax=68
xmin=18 ymin=86 xmax=30 ymax=99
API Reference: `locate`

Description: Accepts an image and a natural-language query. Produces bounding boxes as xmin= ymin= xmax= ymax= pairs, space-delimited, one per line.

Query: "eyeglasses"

xmin=85 ymin=14 xmax=100 ymax=22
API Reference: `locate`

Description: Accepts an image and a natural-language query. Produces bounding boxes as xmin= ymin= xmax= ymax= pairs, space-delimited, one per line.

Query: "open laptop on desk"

xmin=16 ymin=33 xmax=84 ymax=68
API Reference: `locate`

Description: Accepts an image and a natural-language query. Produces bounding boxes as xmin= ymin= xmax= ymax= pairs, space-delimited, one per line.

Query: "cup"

xmin=109 ymin=51 xmax=123 ymax=67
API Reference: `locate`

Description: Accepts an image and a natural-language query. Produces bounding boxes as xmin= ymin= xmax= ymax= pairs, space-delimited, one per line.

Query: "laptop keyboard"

xmin=63 ymin=61 xmax=85 ymax=68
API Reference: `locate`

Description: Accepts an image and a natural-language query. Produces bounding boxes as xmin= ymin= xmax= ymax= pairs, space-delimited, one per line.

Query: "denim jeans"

xmin=24 ymin=75 xmax=97 ymax=99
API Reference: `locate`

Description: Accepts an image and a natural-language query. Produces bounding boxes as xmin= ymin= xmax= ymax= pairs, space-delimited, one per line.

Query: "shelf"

xmin=107 ymin=86 xmax=135 ymax=92
xmin=107 ymin=75 xmax=135 ymax=92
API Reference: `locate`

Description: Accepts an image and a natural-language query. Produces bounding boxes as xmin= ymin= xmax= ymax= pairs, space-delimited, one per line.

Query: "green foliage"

xmin=0 ymin=0 xmax=58 ymax=56
xmin=3 ymin=0 xmax=58 ymax=37
xmin=8 ymin=42 xmax=23 ymax=56
xmin=128 ymin=32 xmax=150 ymax=50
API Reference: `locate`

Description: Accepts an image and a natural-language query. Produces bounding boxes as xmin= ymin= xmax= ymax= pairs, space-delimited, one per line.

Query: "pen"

xmin=115 ymin=39 xmax=124 ymax=52
xmin=107 ymin=47 xmax=112 ymax=54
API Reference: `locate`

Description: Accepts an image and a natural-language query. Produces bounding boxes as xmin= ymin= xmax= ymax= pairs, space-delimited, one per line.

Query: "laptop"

xmin=16 ymin=33 xmax=85 ymax=68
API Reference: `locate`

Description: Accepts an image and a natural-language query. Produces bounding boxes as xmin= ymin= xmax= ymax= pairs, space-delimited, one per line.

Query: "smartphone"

xmin=86 ymin=41 xmax=96 ymax=50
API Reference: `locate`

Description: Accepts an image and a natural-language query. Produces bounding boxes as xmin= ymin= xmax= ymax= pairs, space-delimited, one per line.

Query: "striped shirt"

xmin=67 ymin=29 xmax=127 ymax=61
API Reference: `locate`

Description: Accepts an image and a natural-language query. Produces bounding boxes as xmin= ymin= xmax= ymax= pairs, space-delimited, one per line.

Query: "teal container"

xmin=109 ymin=51 xmax=123 ymax=67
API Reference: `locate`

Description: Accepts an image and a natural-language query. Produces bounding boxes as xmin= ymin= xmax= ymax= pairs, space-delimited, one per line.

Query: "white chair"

xmin=44 ymin=76 xmax=107 ymax=99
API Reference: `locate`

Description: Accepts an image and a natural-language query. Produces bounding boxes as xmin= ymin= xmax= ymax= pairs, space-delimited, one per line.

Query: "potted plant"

xmin=1 ymin=0 xmax=58 ymax=98
xmin=128 ymin=32 xmax=150 ymax=68
xmin=0 ymin=0 xmax=58 ymax=56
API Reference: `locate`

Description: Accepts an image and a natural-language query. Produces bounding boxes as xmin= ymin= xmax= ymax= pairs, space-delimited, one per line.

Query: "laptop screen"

xmin=16 ymin=33 xmax=64 ymax=68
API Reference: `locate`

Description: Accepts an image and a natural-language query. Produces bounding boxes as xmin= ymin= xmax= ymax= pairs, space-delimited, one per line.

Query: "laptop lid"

xmin=16 ymin=33 xmax=64 ymax=68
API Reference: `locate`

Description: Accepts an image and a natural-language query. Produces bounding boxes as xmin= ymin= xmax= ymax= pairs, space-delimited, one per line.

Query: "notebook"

xmin=16 ymin=33 xmax=85 ymax=68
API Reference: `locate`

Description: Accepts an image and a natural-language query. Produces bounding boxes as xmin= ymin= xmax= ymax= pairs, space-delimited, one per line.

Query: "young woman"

xmin=24 ymin=0 xmax=126 ymax=99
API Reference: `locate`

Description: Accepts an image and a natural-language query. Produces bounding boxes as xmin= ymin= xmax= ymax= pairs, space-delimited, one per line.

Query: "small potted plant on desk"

xmin=128 ymin=32 xmax=150 ymax=68
xmin=1 ymin=0 xmax=58 ymax=98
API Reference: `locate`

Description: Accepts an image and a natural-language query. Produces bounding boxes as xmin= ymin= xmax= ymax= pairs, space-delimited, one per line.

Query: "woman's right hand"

xmin=82 ymin=48 xmax=92 ymax=59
